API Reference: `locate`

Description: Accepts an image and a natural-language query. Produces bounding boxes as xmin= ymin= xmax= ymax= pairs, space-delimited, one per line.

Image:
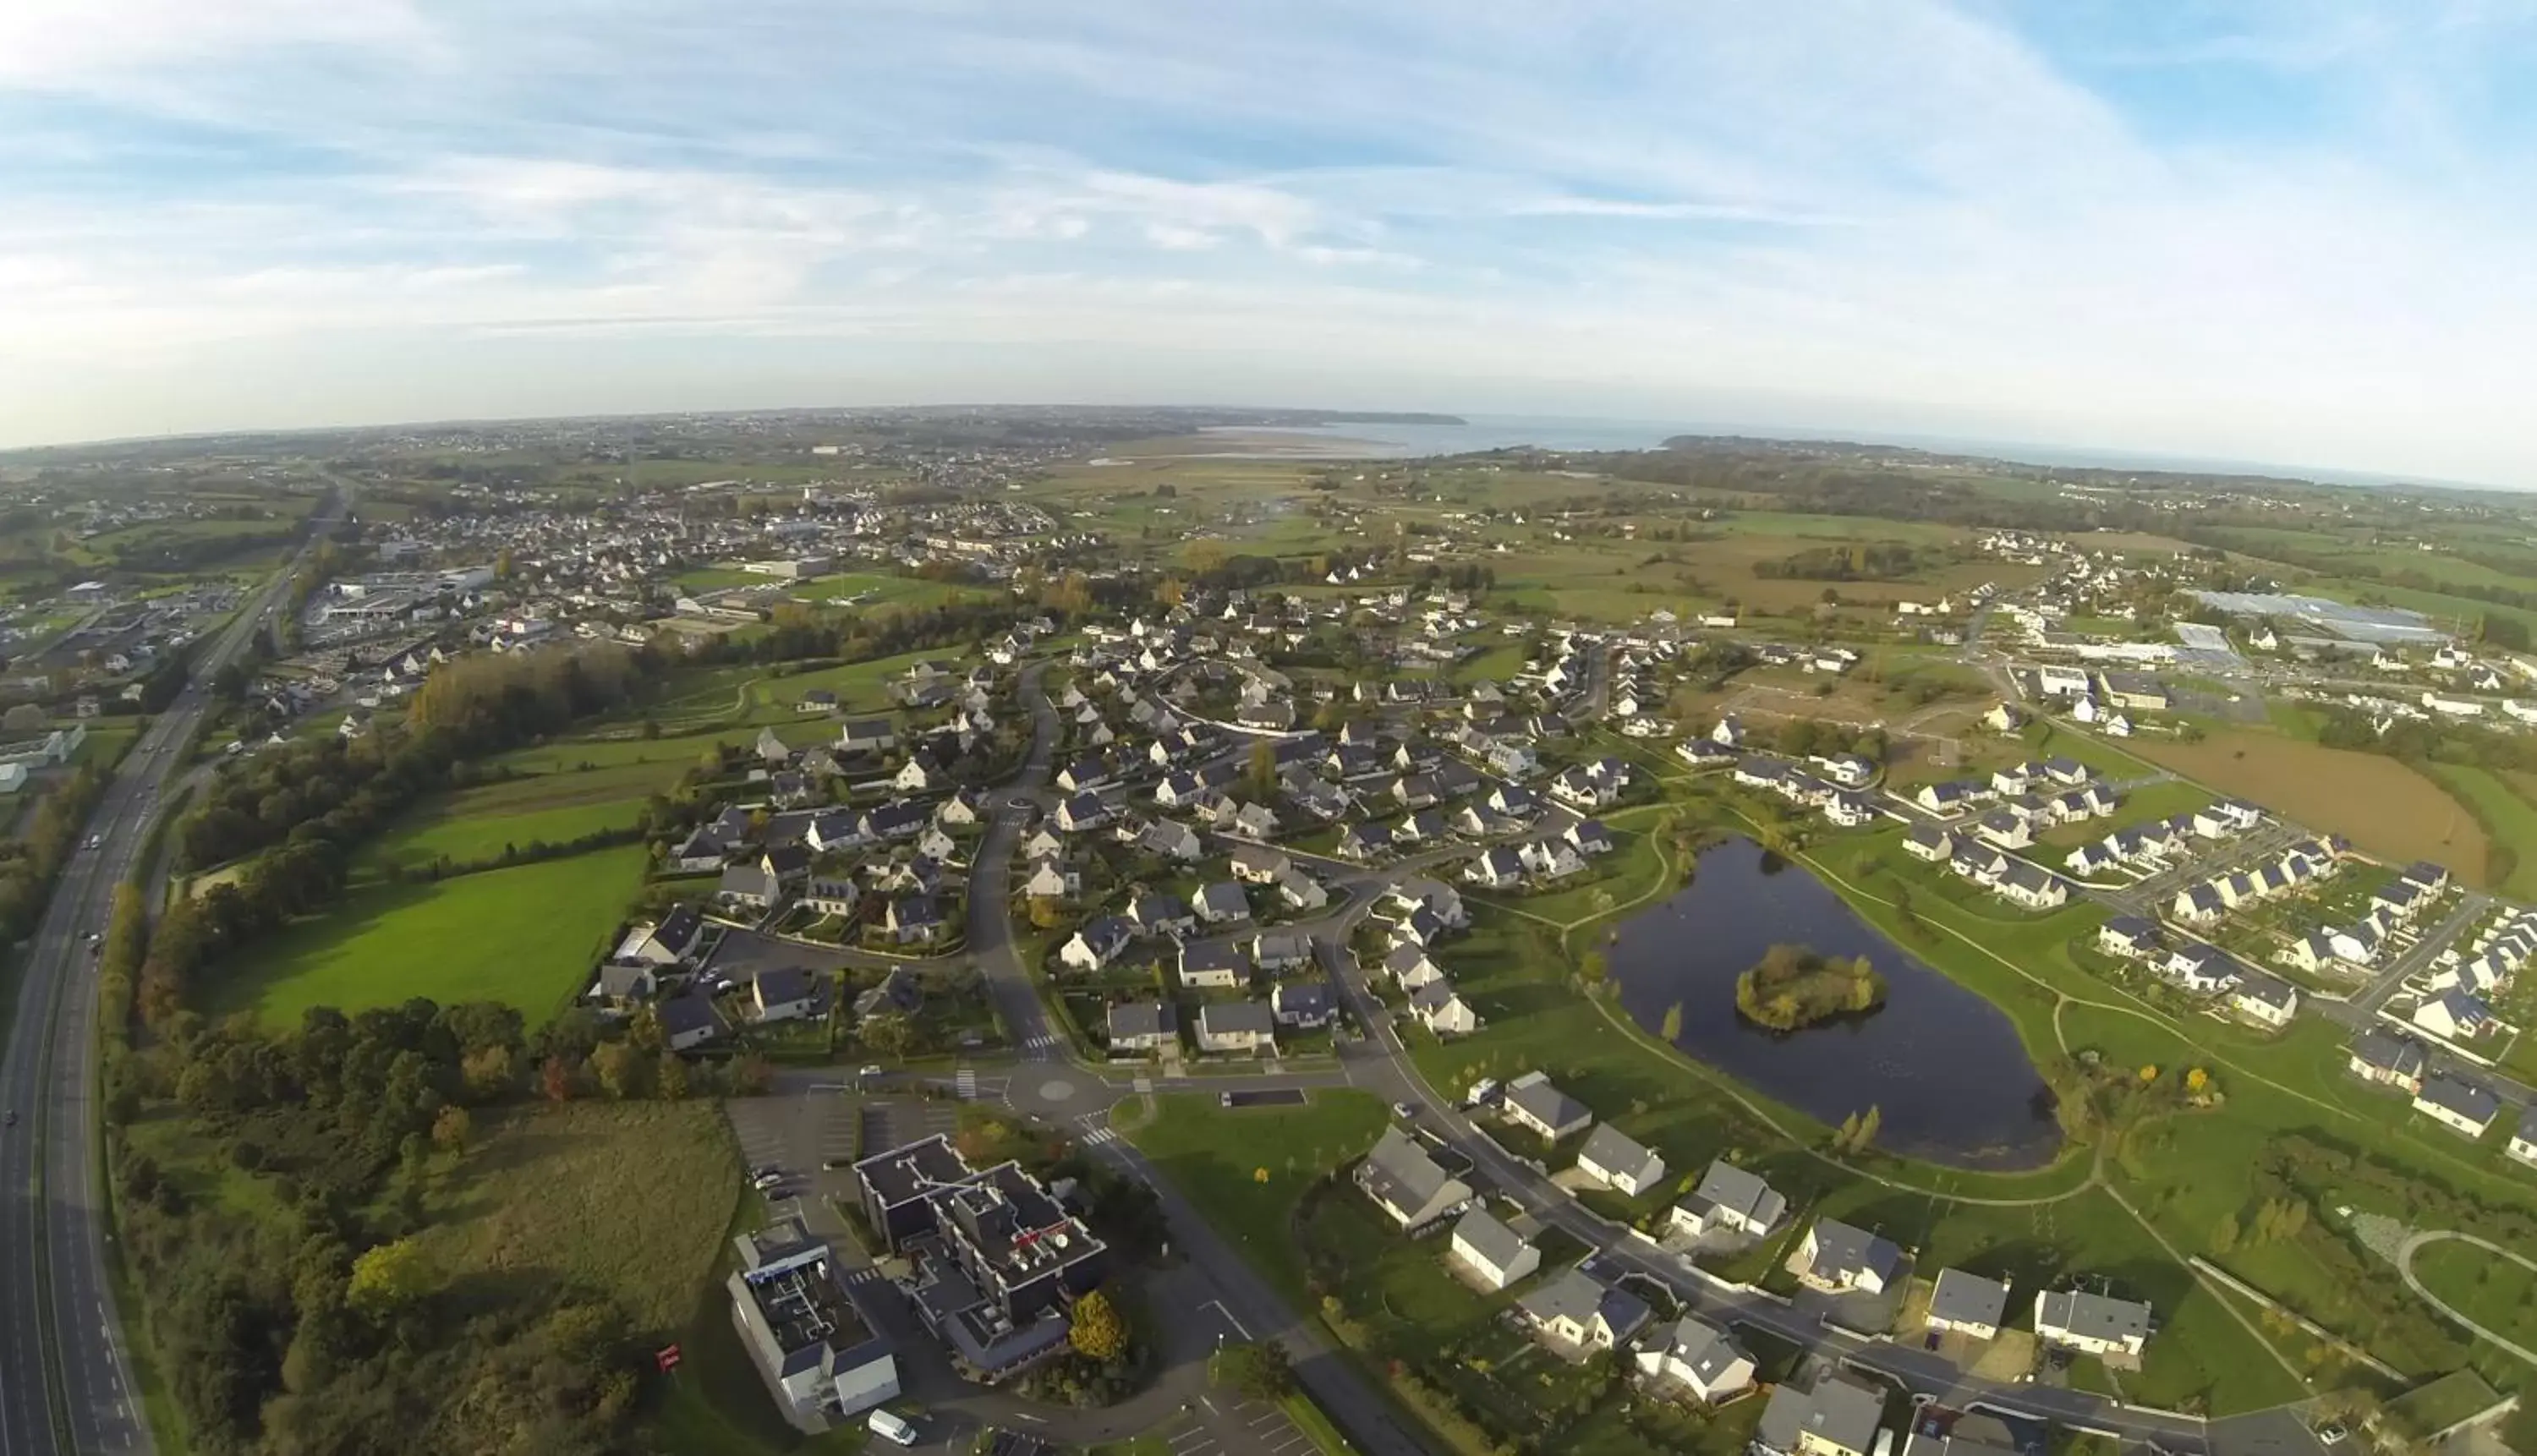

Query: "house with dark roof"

xmin=1270 ymin=979 xmax=1334 ymax=1029
xmin=1195 ymin=1000 xmax=1277 ymax=1056
xmin=1574 ymin=1124 xmax=1666 ymax=1197
xmin=2348 ymin=1028 xmax=2427 ymax=1092
xmin=2034 ymin=1289 xmax=2154 ymax=1360
xmin=1355 ymin=1125 xmax=1474 ymax=1233
xmin=1756 ymin=1374 xmax=1886 ymax=1456
xmin=1104 ymin=1000 xmax=1177 ymax=1054
xmin=1175 ymin=939 xmax=1249 ymax=990
xmin=1515 ymin=1267 xmax=1651 ymax=1357
xmin=752 ymin=967 xmax=822 ymax=1023
xmin=1633 ymin=1316 xmax=1755 ymax=1404
xmin=1795 ymin=1218 xmax=1906 ymax=1295
xmin=1669 ymin=1160 xmax=1788 ymax=1240
xmin=1448 ymin=1207 xmax=1539 ymax=1291
xmin=1501 ymin=1070 xmax=1593 ymax=1141
xmin=659 ymin=992 xmax=722 ymax=1052
xmin=1925 ymin=1269 xmax=2012 ymax=1341
xmin=2413 ymin=1074 xmax=2501 ymax=1138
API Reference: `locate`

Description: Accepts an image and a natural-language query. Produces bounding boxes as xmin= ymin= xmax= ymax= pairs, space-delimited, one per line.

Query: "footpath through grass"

xmin=209 ymin=844 xmax=647 ymax=1026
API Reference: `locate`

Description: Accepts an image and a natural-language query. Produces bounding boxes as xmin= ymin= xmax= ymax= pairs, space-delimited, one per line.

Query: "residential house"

xmin=882 ymin=895 xmax=942 ymax=945
xmin=1795 ymin=1218 xmax=1905 ymax=1295
xmin=1252 ymin=928 xmax=1314 ymax=973
xmin=717 ymin=863 xmax=783 ymax=912
xmin=1176 ymin=939 xmax=1250 ymax=990
xmin=1195 ymin=1001 xmax=1278 ymax=1056
xmin=1515 ymin=1267 xmax=1652 ymax=1355
xmin=1502 ymin=1070 xmax=1593 ymax=1141
xmin=1275 ymin=868 xmax=1329 ymax=912
xmin=1448 ymin=1208 xmax=1541 ymax=1292
xmin=1408 ymin=979 xmax=1482 ymax=1036
xmin=2096 ymin=917 xmax=2159 ymax=960
xmin=1192 ymin=881 xmax=1252 ymax=926
xmin=1669 ymin=1160 xmax=1787 ymax=1240
xmin=1229 ymin=844 xmax=1291 ymax=884
xmin=1020 ymin=860 xmax=1079 ymax=901
xmin=2033 ymin=1289 xmax=2154 ymax=1360
xmin=1355 ymin=1126 xmax=1474 ymax=1233
xmin=1126 ymin=893 xmax=1196 ymax=939
xmin=852 ymin=967 xmax=924 ymax=1021
xmin=1466 ymin=846 xmax=1526 ymax=890
xmin=1054 ymin=791 xmax=1110 ymax=835
xmin=1925 ymin=1269 xmax=2012 ymax=1341
xmin=2413 ymin=1075 xmax=2501 ymax=1138
xmin=1059 ymin=917 xmax=1135 ymax=972
xmin=616 ymin=904 xmax=706 ymax=966
xmin=668 ymin=825 xmax=728 ymax=873
xmin=752 ymin=967 xmax=821 ymax=1023
xmin=1633 ymin=1316 xmax=1756 ymax=1405
xmin=2170 ymin=884 xmax=2224 ymax=926
xmin=1575 ymin=1124 xmax=1667 ymax=1197
xmin=837 ymin=718 xmax=896 ymax=755
xmin=1996 ymin=862 xmax=2068 ymax=910
xmin=1904 ymin=824 xmax=1954 ymax=862
xmin=1755 ymin=1374 xmax=1887 ymax=1456
xmin=2232 ymin=972 xmax=2299 ymax=1027
xmin=2348 ymin=1029 xmax=2428 ymax=1092
xmin=1335 ymin=821 xmax=1394 ymax=862
xmin=2413 ymin=989 xmax=2492 ymax=1042
xmin=1270 ymin=979 xmax=1334 ymax=1030
xmin=1104 ymin=1000 xmax=1178 ymax=1054
xmin=2509 ymin=1105 xmax=2537 ymax=1166
xmin=659 ymin=993 xmax=721 ymax=1052
xmin=1137 ymin=818 xmax=1206 ymax=864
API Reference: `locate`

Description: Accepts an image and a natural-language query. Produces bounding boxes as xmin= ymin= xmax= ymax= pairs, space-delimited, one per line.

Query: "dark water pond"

xmin=1609 ymin=836 xmax=2060 ymax=1169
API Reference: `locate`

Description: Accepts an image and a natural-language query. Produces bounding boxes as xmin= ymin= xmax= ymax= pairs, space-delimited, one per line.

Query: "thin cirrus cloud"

xmin=0 ymin=0 xmax=2534 ymax=484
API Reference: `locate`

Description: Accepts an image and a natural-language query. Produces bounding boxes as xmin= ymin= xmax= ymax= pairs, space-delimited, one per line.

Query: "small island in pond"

xmin=1734 ymin=943 xmax=1888 ymax=1031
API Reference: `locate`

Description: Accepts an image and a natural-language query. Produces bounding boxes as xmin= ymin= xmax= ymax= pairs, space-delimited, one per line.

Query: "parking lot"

xmin=1159 ymin=1393 xmax=1316 ymax=1456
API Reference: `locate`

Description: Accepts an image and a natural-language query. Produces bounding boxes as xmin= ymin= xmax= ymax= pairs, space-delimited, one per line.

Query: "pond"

xmin=1609 ymin=836 xmax=2061 ymax=1169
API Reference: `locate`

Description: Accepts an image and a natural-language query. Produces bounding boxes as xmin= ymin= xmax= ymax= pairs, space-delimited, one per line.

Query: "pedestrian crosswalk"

xmin=841 ymin=1266 xmax=885 ymax=1286
xmin=955 ymin=1068 xmax=978 ymax=1099
xmin=1018 ymin=1031 xmax=1066 ymax=1059
xmin=1080 ymin=1125 xmax=1119 ymax=1147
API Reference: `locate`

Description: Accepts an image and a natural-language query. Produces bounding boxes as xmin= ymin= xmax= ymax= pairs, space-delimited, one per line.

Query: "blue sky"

xmin=4 ymin=1 xmax=2536 ymax=482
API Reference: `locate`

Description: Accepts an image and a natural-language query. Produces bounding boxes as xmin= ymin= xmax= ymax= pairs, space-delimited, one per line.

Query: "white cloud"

xmin=3 ymin=1 xmax=2537 ymax=480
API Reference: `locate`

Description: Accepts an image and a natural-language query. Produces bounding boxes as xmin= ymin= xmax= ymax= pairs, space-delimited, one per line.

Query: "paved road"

xmin=0 ymin=496 xmax=337 ymax=1456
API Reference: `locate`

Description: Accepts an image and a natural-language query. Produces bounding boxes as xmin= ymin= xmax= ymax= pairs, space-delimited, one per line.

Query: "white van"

xmin=866 ymin=1409 xmax=919 ymax=1447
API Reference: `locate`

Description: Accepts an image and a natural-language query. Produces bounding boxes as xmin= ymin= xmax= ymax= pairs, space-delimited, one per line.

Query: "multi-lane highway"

xmin=0 ymin=495 xmax=338 ymax=1456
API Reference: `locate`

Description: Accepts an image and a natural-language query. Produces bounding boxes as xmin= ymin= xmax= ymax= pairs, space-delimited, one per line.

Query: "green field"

xmin=1126 ymin=1090 xmax=1389 ymax=1301
xmin=211 ymin=845 xmax=647 ymax=1025
xmin=2411 ymin=1240 xmax=2537 ymax=1354
xmin=2421 ymin=764 xmax=2537 ymax=900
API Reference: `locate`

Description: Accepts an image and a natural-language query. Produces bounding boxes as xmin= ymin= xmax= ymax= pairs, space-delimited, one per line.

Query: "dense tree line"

xmin=0 ymin=761 xmax=106 ymax=943
xmin=1751 ymin=543 xmax=1929 ymax=581
xmin=109 ymin=998 xmax=702 ymax=1455
xmin=181 ymin=646 xmax=657 ymax=872
xmin=693 ymin=596 xmax=1035 ymax=666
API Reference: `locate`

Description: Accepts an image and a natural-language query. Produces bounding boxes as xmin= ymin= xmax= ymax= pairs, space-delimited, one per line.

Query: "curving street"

xmin=2397 ymin=1230 xmax=2537 ymax=1370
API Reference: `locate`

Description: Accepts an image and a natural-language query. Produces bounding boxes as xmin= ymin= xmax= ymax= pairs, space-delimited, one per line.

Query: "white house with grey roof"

xmin=1355 ymin=1126 xmax=1473 ymax=1234
xmin=2510 ymin=1105 xmax=2537 ymax=1165
xmin=2033 ymin=1289 xmax=2154 ymax=1360
xmin=1795 ymin=1218 xmax=1906 ymax=1295
xmin=1756 ymin=1373 xmax=1887 ymax=1456
xmin=1573 ymin=1124 xmax=1666 ymax=1197
xmin=1925 ymin=1268 xmax=2012 ymax=1341
xmin=1194 ymin=1000 xmax=1276 ymax=1056
xmin=1447 ymin=1207 xmax=1540 ymax=1291
xmin=1501 ymin=1070 xmax=1593 ymax=1141
xmin=2412 ymin=1074 xmax=2501 ymax=1138
xmin=1515 ymin=1267 xmax=1651 ymax=1356
xmin=1633 ymin=1316 xmax=1755 ymax=1404
xmin=1669 ymin=1160 xmax=1787 ymax=1240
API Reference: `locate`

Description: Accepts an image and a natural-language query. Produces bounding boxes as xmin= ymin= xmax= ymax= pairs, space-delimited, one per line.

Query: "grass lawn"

xmin=2385 ymin=1370 xmax=2503 ymax=1441
xmin=1126 ymin=1089 xmax=1389 ymax=1302
xmin=2420 ymin=763 xmax=2537 ymax=899
xmin=414 ymin=1101 xmax=741 ymax=1331
xmin=2122 ymin=728 xmax=2486 ymax=877
xmin=355 ymin=789 xmax=647 ymax=879
xmin=211 ymin=845 xmax=647 ymax=1026
xmin=2410 ymin=1240 xmax=2537 ymax=1352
